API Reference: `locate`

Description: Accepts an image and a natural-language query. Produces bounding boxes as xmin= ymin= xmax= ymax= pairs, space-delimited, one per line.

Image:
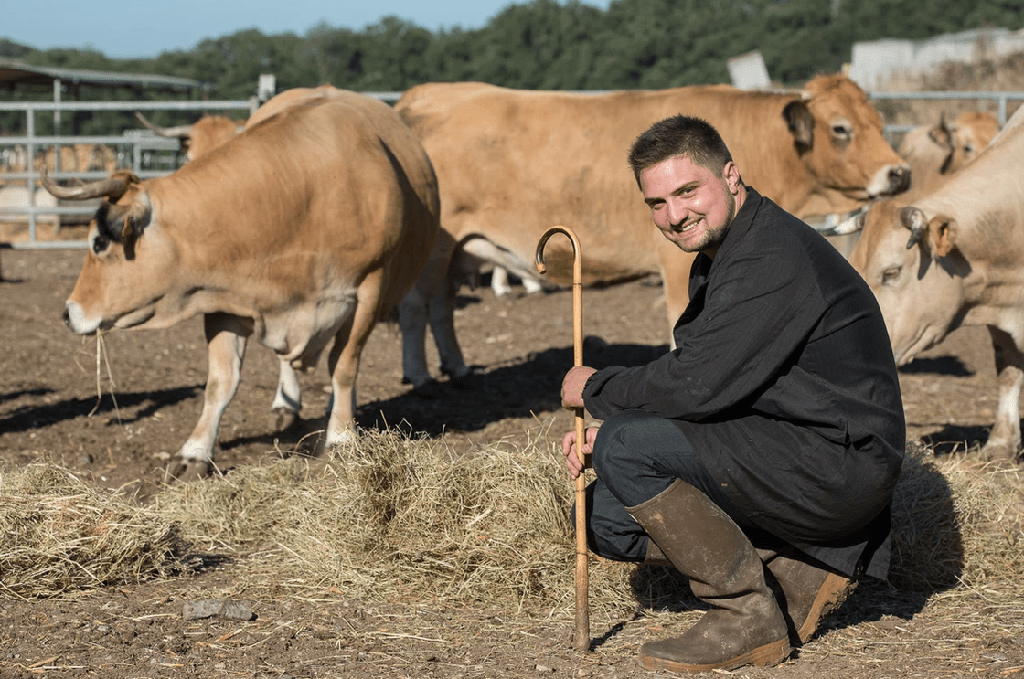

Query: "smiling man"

xmin=559 ymin=115 xmax=905 ymax=674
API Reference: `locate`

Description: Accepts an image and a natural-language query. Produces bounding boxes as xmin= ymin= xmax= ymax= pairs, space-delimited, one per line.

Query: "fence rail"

xmin=1 ymin=89 xmax=1021 ymax=249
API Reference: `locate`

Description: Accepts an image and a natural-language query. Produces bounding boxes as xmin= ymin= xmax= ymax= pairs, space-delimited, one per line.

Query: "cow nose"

xmin=889 ymin=165 xmax=912 ymax=193
xmin=62 ymin=305 xmax=71 ymax=328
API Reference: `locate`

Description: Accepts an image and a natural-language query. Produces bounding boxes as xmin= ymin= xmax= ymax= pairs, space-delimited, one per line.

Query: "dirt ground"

xmin=1 ymin=246 xmax=1021 ymax=678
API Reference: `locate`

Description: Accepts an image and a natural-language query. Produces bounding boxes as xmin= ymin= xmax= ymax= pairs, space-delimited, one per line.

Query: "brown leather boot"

xmin=627 ymin=479 xmax=792 ymax=674
xmin=757 ymin=547 xmax=855 ymax=644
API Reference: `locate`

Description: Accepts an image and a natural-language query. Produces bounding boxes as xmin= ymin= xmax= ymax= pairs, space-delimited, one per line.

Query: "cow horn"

xmin=39 ymin=168 xmax=131 ymax=200
xmin=900 ymin=206 xmax=928 ymax=249
xmin=134 ymin=111 xmax=193 ymax=139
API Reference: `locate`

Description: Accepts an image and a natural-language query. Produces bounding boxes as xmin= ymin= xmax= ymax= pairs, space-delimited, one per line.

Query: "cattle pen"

xmin=1 ymin=87 xmax=1023 ymax=250
xmin=0 ymin=93 xmax=402 ymax=248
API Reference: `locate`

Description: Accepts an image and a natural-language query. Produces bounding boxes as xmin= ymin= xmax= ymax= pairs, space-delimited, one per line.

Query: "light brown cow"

xmin=2 ymin=143 xmax=117 ymax=183
xmin=134 ymin=85 xmax=339 ymax=161
xmin=898 ymin=111 xmax=1001 ymax=193
xmin=134 ymin=112 xmax=242 ymax=162
xmin=44 ymin=91 xmax=441 ymax=481
xmin=394 ymin=75 xmax=911 ymax=378
xmin=849 ymin=105 xmax=1024 ymax=464
xmin=133 ymin=85 xmax=421 ymax=431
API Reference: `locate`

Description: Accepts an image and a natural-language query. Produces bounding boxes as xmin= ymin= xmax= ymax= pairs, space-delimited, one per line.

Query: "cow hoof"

xmin=271 ymin=407 xmax=299 ymax=432
xmin=977 ymin=441 xmax=1017 ymax=464
xmin=410 ymin=378 xmax=443 ymax=398
xmin=164 ymin=458 xmax=213 ymax=484
xmin=443 ymin=366 xmax=476 ymax=389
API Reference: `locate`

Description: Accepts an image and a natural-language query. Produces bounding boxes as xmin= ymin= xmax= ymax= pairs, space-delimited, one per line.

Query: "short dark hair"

xmin=628 ymin=115 xmax=734 ymax=188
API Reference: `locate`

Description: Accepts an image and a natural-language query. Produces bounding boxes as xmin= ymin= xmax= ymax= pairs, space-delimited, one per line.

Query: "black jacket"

xmin=582 ymin=188 xmax=905 ymax=579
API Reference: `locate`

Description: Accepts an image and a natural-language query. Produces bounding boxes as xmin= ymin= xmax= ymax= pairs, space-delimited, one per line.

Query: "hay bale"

xmin=155 ymin=429 xmax=581 ymax=608
xmin=890 ymin=442 xmax=1023 ymax=593
xmin=0 ymin=461 xmax=189 ymax=598
xmin=4 ymin=432 xmax=1019 ymax=620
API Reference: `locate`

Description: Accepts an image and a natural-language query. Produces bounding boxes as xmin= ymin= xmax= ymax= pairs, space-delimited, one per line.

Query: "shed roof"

xmin=0 ymin=58 xmax=214 ymax=93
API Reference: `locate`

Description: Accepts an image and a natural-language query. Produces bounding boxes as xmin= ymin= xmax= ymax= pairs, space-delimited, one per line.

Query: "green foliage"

xmin=2 ymin=0 xmax=1024 ymax=131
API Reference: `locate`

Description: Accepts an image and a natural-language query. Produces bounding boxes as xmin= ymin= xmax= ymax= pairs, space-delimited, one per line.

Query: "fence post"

xmin=26 ymin=106 xmax=37 ymax=243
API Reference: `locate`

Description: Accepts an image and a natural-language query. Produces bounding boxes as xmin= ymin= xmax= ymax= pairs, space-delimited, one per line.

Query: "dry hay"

xmin=2 ymin=429 xmax=1022 ymax=636
xmin=0 ymin=460 xmax=188 ymax=599
xmin=152 ymin=427 xmax=584 ymax=612
xmin=890 ymin=443 xmax=1024 ymax=593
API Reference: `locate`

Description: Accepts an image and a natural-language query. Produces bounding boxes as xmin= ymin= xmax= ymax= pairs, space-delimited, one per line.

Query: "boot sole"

xmin=796 ymin=572 xmax=852 ymax=644
xmin=639 ymin=636 xmax=792 ymax=674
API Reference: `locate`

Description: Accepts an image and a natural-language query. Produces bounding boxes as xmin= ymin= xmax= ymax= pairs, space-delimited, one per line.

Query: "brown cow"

xmin=132 ymin=85 xmax=446 ymax=430
xmin=134 ymin=112 xmax=242 ymax=162
xmin=134 ymin=85 xmax=339 ymax=161
xmin=898 ymin=111 xmax=1001 ymax=194
xmin=44 ymin=91 xmax=441 ymax=481
xmin=394 ymin=75 xmax=910 ymax=379
xmin=849 ymin=105 xmax=1024 ymax=464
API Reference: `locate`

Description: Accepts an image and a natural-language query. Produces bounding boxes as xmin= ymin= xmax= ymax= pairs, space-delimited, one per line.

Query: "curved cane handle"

xmin=536 ymin=226 xmax=584 ymax=366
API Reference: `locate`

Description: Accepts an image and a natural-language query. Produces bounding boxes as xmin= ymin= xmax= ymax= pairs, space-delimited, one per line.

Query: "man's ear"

xmin=723 ymin=161 xmax=742 ymax=194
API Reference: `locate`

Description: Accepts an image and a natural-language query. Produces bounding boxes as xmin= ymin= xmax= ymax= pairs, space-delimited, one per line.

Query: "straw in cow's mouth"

xmin=89 ymin=330 xmax=123 ymax=426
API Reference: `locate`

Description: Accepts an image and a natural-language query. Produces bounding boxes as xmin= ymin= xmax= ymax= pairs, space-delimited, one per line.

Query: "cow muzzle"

xmin=63 ymin=301 xmax=101 ymax=335
xmin=868 ymin=163 xmax=912 ymax=197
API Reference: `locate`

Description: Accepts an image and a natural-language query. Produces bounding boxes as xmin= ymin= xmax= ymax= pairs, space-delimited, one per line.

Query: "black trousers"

xmin=577 ymin=409 xmax=758 ymax=562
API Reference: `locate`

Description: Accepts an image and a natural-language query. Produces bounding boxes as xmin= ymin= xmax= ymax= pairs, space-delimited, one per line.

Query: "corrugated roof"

xmin=0 ymin=58 xmax=214 ymax=92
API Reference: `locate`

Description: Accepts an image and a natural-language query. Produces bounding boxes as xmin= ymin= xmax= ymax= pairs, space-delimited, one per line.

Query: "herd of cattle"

xmin=19 ymin=75 xmax=1022 ymax=480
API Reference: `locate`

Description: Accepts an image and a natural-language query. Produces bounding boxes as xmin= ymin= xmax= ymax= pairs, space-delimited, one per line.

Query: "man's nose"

xmin=665 ymin=200 xmax=688 ymax=230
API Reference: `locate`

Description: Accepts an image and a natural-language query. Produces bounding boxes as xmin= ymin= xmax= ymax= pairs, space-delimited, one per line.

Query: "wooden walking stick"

xmin=535 ymin=225 xmax=589 ymax=652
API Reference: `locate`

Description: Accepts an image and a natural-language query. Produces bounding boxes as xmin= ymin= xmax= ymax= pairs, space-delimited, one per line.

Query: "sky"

xmin=4 ymin=0 xmax=613 ymax=59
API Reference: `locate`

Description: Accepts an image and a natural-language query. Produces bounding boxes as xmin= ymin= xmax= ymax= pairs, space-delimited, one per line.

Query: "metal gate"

xmin=1 ymin=89 xmax=1022 ymax=249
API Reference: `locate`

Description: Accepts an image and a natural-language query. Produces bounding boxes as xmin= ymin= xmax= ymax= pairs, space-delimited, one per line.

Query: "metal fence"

xmin=1 ymin=88 xmax=1022 ymax=249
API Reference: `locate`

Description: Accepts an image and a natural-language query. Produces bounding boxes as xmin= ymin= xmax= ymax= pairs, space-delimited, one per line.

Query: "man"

xmin=560 ymin=115 xmax=905 ymax=674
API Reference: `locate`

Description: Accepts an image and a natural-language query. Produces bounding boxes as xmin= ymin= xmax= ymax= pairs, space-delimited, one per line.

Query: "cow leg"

xmin=397 ymin=285 xmax=433 ymax=388
xmin=491 ymin=266 xmax=513 ymax=297
xmin=980 ymin=325 xmax=1024 ymax=462
xmin=168 ymin=313 xmax=250 ymax=482
xmin=430 ymin=274 xmax=471 ymax=385
xmin=657 ymin=237 xmax=697 ymax=349
xmin=324 ymin=272 xmax=383 ymax=449
xmin=398 ymin=270 xmax=470 ymax=389
xmin=270 ymin=358 xmax=302 ymax=431
xmin=520 ymin=273 xmax=543 ymax=294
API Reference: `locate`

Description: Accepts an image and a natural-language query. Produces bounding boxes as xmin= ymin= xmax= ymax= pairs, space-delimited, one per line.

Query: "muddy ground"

xmin=1 ymin=247 xmax=1021 ymax=678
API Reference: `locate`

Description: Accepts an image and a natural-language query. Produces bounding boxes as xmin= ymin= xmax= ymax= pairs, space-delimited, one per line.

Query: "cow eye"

xmin=962 ymin=143 xmax=976 ymax=156
xmin=832 ymin=123 xmax=852 ymax=139
xmin=881 ymin=266 xmax=901 ymax=284
xmin=90 ymin=230 xmax=111 ymax=256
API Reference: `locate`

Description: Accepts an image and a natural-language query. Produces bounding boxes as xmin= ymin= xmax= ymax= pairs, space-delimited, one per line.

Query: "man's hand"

xmin=561 ymin=426 xmax=599 ymax=478
xmin=561 ymin=366 xmax=597 ymax=410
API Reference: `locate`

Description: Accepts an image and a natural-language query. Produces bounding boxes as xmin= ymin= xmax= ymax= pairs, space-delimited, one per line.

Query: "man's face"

xmin=640 ymin=155 xmax=741 ymax=256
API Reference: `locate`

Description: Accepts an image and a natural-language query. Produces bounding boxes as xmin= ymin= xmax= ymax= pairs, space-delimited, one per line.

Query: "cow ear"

xmin=122 ymin=195 xmax=152 ymax=240
xmin=928 ymin=215 xmax=956 ymax=258
xmin=783 ymin=100 xmax=814 ymax=153
xmin=900 ymin=206 xmax=957 ymax=257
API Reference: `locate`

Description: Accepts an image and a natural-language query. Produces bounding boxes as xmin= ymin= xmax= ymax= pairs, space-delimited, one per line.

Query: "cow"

xmin=898 ymin=111 xmax=1001 ymax=193
xmin=134 ymin=85 xmax=339 ymax=162
xmin=135 ymin=82 xmax=456 ymax=428
xmin=134 ymin=112 xmax=243 ymax=162
xmin=848 ymin=105 xmax=1024 ymax=465
xmin=42 ymin=90 xmax=441 ymax=482
xmin=393 ymin=75 xmax=911 ymax=377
